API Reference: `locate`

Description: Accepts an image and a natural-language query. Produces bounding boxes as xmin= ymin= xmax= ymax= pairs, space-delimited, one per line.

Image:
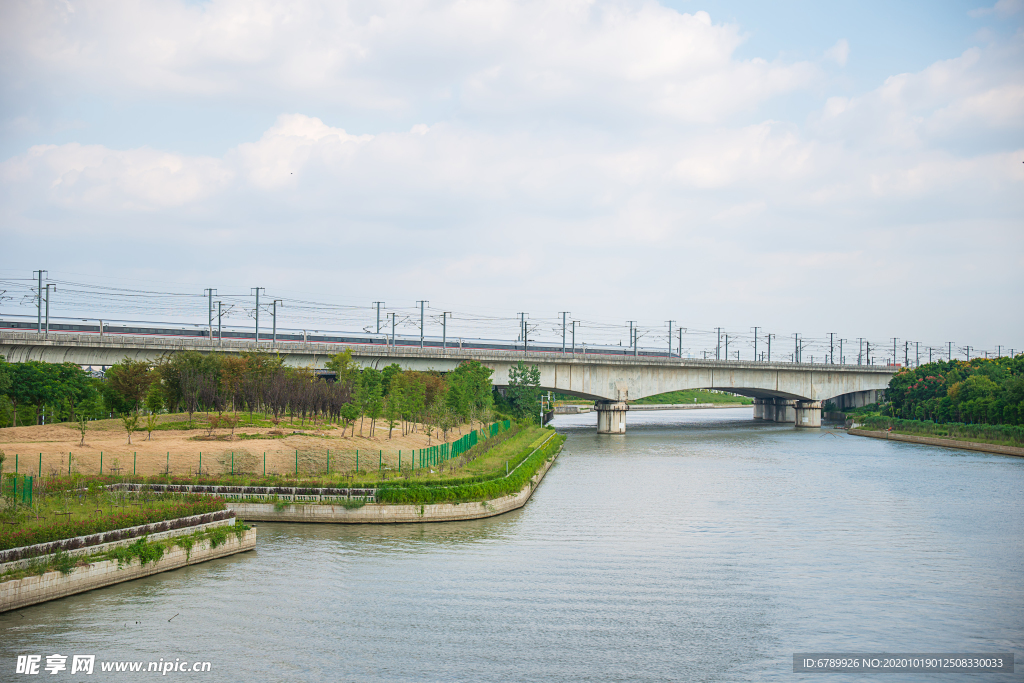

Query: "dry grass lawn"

xmin=0 ymin=413 xmax=473 ymax=477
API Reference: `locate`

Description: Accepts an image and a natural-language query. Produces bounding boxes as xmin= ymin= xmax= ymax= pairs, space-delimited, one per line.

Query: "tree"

xmin=7 ymin=361 xmax=59 ymax=426
xmin=121 ymin=410 xmax=141 ymax=445
xmin=104 ymin=357 xmax=155 ymax=414
xmin=0 ymin=356 xmax=11 ymax=399
xmin=356 ymin=368 xmax=382 ymax=437
xmin=380 ymin=363 xmax=403 ymax=396
xmin=384 ymin=389 xmax=402 ymax=439
xmin=76 ymin=413 xmax=89 ymax=446
xmin=505 ymin=361 xmax=542 ymax=422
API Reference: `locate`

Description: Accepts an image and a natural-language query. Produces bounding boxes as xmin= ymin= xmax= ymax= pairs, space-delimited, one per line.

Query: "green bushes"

xmin=858 ymin=416 xmax=1024 ymax=447
xmin=376 ymin=432 xmax=564 ymax=504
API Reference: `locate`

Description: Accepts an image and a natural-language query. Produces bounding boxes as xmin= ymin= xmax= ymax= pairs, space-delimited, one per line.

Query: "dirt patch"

xmin=0 ymin=415 xmax=476 ymax=477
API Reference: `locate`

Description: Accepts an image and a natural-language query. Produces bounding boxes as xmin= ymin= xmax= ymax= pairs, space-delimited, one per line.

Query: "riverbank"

xmin=848 ymin=428 xmax=1024 ymax=458
xmin=225 ymin=433 xmax=562 ymax=523
xmin=1 ymin=522 xmax=255 ymax=613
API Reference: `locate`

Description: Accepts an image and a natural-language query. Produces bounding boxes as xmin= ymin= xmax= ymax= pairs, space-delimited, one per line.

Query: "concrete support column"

xmin=773 ymin=399 xmax=796 ymax=423
xmin=795 ymin=400 xmax=822 ymax=428
xmin=762 ymin=400 xmax=776 ymax=421
xmin=753 ymin=398 xmax=766 ymax=420
xmin=596 ymin=401 xmax=628 ymax=434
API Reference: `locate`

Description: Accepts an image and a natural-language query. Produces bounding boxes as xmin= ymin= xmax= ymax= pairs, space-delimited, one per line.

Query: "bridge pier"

xmin=596 ymin=401 xmax=628 ymax=434
xmin=795 ymin=400 xmax=822 ymax=428
xmin=772 ymin=399 xmax=796 ymax=423
xmin=753 ymin=398 xmax=767 ymax=419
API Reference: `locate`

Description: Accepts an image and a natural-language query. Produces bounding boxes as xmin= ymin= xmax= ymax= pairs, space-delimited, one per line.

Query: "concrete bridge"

xmin=0 ymin=331 xmax=894 ymax=433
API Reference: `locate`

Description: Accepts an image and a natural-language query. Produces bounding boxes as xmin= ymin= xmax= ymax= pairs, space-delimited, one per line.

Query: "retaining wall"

xmin=1 ymin=528 xmax=256 ymax=613
xmin=849 ymin=429 xmax=1024 ymax=458
xmin=228 ymin=448 xmax=560 ymax=523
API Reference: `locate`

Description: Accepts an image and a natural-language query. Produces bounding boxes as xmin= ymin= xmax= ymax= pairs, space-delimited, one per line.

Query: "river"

xmin=2 ymin=408 xmax=1021 ymax=682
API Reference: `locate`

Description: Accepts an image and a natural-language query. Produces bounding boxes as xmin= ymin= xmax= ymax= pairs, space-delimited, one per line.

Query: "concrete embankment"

xmin=227 ymin=447 xmax=560 ymax=524
xmin=849 ymin=429 xmax=1024 ymax=458
xmin=1 ymin=527 xmax=256 ymax=613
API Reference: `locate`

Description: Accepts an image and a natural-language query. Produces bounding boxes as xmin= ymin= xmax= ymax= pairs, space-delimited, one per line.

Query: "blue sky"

xmin=1 ymin=0 xmax=1022 ymax=357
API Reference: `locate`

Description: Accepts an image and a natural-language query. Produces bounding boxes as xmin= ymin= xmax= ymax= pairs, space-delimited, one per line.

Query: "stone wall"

xmin=1 ymin=528 xmax=256 ymax=613
xmin=227 ymin=450 xmax=559 ymax=524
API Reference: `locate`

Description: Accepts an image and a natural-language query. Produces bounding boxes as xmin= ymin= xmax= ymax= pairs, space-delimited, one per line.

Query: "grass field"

xmin=632 ymin=389 xmax=752 ymax=405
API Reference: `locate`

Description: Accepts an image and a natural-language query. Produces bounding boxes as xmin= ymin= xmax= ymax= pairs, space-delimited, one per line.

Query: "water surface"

xmin=2 ymin=409 xmax=1021 ymax=682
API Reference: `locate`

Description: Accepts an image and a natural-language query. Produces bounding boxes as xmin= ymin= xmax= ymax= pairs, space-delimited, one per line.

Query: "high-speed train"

xmin=0 ymin=315 xmax=680 ymax=359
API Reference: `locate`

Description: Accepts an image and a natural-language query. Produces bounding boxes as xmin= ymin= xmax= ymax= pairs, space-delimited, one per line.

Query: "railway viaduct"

xmin=0 ymin=331 xmax=894 ymax=433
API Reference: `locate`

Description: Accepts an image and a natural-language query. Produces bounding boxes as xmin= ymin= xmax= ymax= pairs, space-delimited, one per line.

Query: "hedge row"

xmin=376 ymin=433 xmax=565 ymax=504
xmin=858 ymin=416 xmax=1024 ymax=446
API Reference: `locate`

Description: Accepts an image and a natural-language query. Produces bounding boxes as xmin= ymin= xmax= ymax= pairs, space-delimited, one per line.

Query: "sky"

xmin=0 ymin=0 xmax=1022 ymax=360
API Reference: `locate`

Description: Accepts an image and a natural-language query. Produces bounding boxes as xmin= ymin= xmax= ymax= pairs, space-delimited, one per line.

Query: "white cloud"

xmin=0 ymin=0 xmax=819 ymax=123
xmin=824 ymin=39 xmax=849 ymax=67
xmin=0 ymin=1 xmax=1021 ymax=344
xmin=969 ymin=0 xmax=1022 ymax=18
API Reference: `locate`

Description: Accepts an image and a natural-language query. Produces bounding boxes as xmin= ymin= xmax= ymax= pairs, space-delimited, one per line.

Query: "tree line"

xmin=0 ymin=352 xmax=544 ymax=436
xmin=886 ymin=355 xmax=1024 ymax=425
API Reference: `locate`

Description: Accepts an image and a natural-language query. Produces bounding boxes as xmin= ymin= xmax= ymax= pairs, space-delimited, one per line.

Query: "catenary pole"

xmin=251 ymin=287 xmax=265 ymax=343
xmin=416 ymin=300 xmax=428 ymax=348
xmin=272 ymin=299 xmax=283 ymax=343
xmin=34 ymin=270 xmax=46 ymax=333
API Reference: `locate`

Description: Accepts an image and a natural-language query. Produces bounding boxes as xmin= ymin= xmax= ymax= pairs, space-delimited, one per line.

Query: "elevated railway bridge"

xmin=0 ymin=331 xmax=894 ymax=433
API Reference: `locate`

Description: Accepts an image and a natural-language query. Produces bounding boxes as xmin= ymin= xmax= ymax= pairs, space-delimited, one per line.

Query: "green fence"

xmin=3 ymin=474 xmax=33 ymax=504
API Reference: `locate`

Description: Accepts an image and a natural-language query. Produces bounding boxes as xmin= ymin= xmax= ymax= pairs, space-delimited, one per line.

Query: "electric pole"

xmin=627 ymin=321 xmax=636 ymax=356
xmin=767 ymin=333 xmax=774 ymax=362
xmin=751 ymin=327 xmax=760 ymax=362
xmin=667 ymin=320 xmax=675 ymax=357
xmin=829 ymin=332 xmax=835 ymax=364
xmin=272 ymin=299 xmax=283 ymax=343
xmin=387 ymin=312 xmax=397 ymax=348
xmin=251 ymin=287 xmax=265 ymax=343
xmin=33 ymin=270 xmax=46 ymax=333
xmin=518 ymin=313 xmax=529 ymax=351
xmin=442 ymin=312 xmax=451 ymax=350
xmin=891 ymin=337 xmax=898 ymax=366
xmin=416 ymin=301 xmax=428 ymax=348
xmin=571 ymin=320 xmax=579 ymax=354
xmin=217 ymin=301 xmax=224 ymax=345
xmin=678 ymin=327 xmax=684 ymax=359
xmin=559 ymin=312 xmax=570 ymax=353
xmin=204 ymin=288 xmax=217 ymax=340
xmin=715 ymin=327 xmax=722 ymax=360
xmin=372 ymin=302 xmax=385 ymax=334
xmin=725 ymin=334 xmax=730 ymax=360
xmin=44 ymin=284 xmax=56 ymax=335
xmin=947 ymin=341 xmax=953 ymax=361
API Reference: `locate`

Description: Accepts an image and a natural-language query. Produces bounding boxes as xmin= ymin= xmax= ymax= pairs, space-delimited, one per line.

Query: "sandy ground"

xmin=0 ymin=415 xmax=471 ymax=477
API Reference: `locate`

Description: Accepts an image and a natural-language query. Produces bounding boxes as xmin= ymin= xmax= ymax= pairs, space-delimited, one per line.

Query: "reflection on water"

xmin=2 ymin=408 xmax=1021 ymax=682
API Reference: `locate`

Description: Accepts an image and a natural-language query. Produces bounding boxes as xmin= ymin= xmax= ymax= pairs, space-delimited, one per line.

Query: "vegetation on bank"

xmin=0 ymin=477 xmax=227 ymax=552
xmin=376 ymin=429 xmax=564 ymax=504
xmin=0 ymin=350 xmax=547 ymax=448
xmin=632 ymin=389 xmax=752 ymax=405
xmin=887 ymin=356 xmax=1024 ymax=425
xmin=855 ymin=416 xmax=1024 ymax=448
xmin=837 ymin=355 xmax=1024 ymax=449
xmin=0 ymin=522 xmax=248 ymax=583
